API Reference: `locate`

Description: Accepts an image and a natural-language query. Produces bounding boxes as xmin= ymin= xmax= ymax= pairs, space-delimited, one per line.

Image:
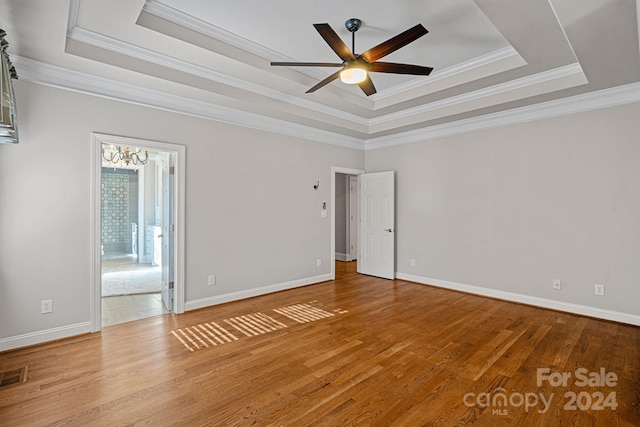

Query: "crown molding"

xmin=142 ymin=0 xmax=287 ymax=62
xmin=66 ymin=26 xmax=370 ymax=128
xmin=66 ymin=1 xmax=591 ymax=135
xmin=138 ymin=0 xmax=358 ymax=93
xmin=13 ymin=55 xmax=365 ymax=150
xmin=365 ymin=81 xmax=640 ymax=150
xmin=56 ymin=0 xmax=640 ymax=151
xmin=67 ymin=0 xmax=80 ymax=34
xmin=373 ymin=46 xmax=523 ymax=101
xmin=14 ymin=55 xmax=640 ymax=153
xmin=138 ymin=0 xmax=340 ymax=89
xmin=65 ymin=23 xmax=586 ymax=135
xmin=140 ymin=0 xmax=524 ymax=101
xmin=370 ymin=62 xmax=585 ymax=127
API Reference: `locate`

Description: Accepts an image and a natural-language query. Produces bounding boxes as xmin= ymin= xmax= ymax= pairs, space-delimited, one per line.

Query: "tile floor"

xmin=101 ymin=254 xmax=169 ymax=327
xmin=101 ymin=293 xmax=169 ymax=327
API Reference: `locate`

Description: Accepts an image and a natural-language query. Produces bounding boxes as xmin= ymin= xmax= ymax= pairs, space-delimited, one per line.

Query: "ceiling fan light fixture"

xmin=270 ymin=20 xmax=431 ymax=96
xmin=340 ymin=67 xmax=367 ymax=84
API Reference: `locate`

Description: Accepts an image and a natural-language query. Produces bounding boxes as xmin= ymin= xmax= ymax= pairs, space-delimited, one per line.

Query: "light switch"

xmin=321 ymin=210 xmax=327 ymax=218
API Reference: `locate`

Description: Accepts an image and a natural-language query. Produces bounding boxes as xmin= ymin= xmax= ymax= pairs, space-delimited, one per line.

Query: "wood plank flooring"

xmin=1 ymin=262 xmax=639 ymax=426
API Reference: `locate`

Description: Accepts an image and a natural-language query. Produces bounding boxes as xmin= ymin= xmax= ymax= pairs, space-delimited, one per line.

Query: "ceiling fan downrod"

xmin=345 ymin=18 xmax=362 ymax=54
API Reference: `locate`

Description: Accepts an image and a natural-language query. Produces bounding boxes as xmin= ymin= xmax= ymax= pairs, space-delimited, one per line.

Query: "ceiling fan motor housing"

xmin=345 ymin=18 xmax=362 ymax=32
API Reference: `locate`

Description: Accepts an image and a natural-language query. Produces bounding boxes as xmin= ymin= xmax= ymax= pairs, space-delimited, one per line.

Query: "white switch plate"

xmin=41 ymin=299 xmax=52 ymax=314
xmin=552 ymin=279 xmax=561 ymax=290
xmin=410 ymin=259 xmax=416 ymax=267
xmin=594 ymin=284 xmax=605 ymax=296
xmin=316 ymin=259 xmax=322 ymax=267
xmin=320 ymin=210 xmax=327 ymax=218
xmin=208 ymin=275 xmax=216 ymax=286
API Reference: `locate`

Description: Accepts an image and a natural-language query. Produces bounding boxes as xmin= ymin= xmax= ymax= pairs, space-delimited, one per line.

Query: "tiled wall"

xmin=101 ymin=168 xmax=138 ymax=255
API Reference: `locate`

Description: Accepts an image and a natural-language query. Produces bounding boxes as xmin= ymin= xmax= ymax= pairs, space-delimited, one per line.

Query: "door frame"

xmin=90 ymin=133 xmax=186 ymax=332
xmin=347 ymin=175 xmax=358 ymax=262
xmin=330 ymin=166 xmax=364 ymax=280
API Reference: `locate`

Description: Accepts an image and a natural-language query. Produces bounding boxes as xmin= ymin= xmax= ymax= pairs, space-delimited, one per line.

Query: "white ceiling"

xmin=2 ymin=0 xmax=640 ymax=149
xmin=157 ymin=0 xmax=511 ymax=91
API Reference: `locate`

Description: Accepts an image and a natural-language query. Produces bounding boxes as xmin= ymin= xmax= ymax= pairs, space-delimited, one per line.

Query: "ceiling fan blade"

xmin=271 ymin=62 xmax=343 ymax=67
xmin=358 ymin=75 xmax=377 ymax=96
xmin=369 ymin=62 xmax=433 ymax=75
xmin=313 ymin=23 xmax=355 ymax=61
xmin=306 ymin=69 xmax=342 ymax=93
xmin=360 ymin=24 xmax=428 ymax=63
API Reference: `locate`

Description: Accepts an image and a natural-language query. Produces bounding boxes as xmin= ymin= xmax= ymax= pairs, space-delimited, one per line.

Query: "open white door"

xmin=161 ymin=154 xmax=175 ymax=311
xmin=358 ymin=171 xmax=395 ymax=279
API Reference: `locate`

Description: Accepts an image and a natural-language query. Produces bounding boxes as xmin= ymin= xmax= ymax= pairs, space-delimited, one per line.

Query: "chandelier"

xmin=102 ymin=145 xmax=149 ymax=167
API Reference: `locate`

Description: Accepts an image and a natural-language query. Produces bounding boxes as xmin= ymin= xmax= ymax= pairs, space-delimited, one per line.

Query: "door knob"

xmin=384 ymin=228 xmax=393 ymax=232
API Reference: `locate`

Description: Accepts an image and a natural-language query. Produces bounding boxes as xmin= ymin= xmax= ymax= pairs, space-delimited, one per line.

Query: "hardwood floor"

xmin=1 ymin=262 xmax=638 ymax=426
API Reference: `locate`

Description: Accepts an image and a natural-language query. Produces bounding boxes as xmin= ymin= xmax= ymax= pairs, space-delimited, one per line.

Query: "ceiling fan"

xmin=271 ymin=18 xmax=433 ymax=96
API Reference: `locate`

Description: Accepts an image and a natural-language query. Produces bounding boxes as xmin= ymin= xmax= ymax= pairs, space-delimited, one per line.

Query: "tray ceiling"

xmin=3 ymin=0 xmax=640 ymax=149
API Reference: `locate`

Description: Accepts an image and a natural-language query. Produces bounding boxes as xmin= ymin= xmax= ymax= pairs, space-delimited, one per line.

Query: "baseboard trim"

xmin=396 ymin=273 xmax=640 ymax=326
xmin=185 ymin=273 xmax=333 ymax=312
xmin=0 ymin=322 xmax=93 ymax=352
xmin=335 ymin=253 xmax=348 ymax=262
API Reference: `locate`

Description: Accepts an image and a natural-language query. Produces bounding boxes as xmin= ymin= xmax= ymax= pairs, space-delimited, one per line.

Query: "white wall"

xmin=2 ymin=79 xmax=638 ymax=349
xmin=0 ymin=81 xmax=363 ymax=347
xmin=365 ymin=102 xmax=640 ymax=321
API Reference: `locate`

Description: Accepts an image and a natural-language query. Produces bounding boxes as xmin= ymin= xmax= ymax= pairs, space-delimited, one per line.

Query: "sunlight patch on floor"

xmin=170 ymin=301 xmax=347 ymax=352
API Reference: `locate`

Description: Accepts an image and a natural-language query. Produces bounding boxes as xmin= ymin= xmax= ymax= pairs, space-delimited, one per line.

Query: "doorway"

xmin=91 ymin=133 xmax=185 ymax=332
xmin=100 ymin=156 xmax=167 ymax=326
xmin=330 ymin=167 xmax=364 ymax=280
xmin=331 ymin=167 xmax=396 ymax=281
xmin=335 ymin=173 xmax=358 ymax=260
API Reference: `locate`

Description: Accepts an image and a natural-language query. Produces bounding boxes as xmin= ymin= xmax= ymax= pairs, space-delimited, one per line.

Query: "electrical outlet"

xmin=410 ymin=259 xmax=416 ymax=267
xmin=208 ymin=275 xmax=216 ymax=286
xmin=594 ymin=284 xmax=605 ymax=296
xmin=316 ymin=259 xmax=322 ymax=267
xmin=552 ymin=279 xmax=562 ymax=290
xmin=41 ymin=299 xmax=52 ymax=314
